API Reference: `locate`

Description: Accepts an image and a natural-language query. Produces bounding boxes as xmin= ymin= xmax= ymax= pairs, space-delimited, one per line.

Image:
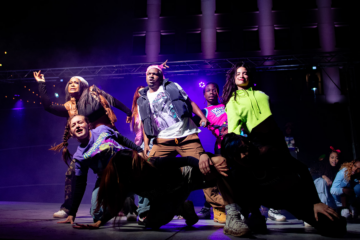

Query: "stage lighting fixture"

xmin=4 ymin=51 xmax=7 ymax=54
xmin=312 ymin=88 xmax=317 ymax=91
xmin=199 ymin=82 xmax=205 ymax=88
xmin=312 ymin=66 xmax=317 ymax=70
xmin=60 ymin=79 xmax=63 ymax=82
xmin=55 ymin=93 xmax=59 ymax=98
xmin=254 ymin=83 xmax=257 ymax=86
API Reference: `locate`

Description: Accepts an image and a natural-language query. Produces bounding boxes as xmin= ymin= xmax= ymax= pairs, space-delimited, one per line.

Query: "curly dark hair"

xmin=222 ymin=62 xmax=253 ymax=106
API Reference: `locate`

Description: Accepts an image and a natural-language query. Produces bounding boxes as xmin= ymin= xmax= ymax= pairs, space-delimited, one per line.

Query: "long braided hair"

xmin=222 ymin=61 xmax=253 ymax=106
xmin=50 ymin=115 xmax=90 ymax=166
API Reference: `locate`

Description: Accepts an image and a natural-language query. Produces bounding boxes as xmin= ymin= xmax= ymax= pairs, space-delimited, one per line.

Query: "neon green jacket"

xmin=225 ymin=87 xmax=272 ymax=135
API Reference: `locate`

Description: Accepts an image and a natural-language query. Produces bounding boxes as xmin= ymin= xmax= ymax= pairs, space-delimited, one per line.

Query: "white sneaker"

xmin=53 ymin=210 xmax=68 ymax=218
xmin=268 ymin=209 xmax=286 ymax=222
xmin=341 ymin=208 xmax=351 ymax=219
xmin=304 ymin=221 xmax=312 ymax=227
xmin=127 ymin=212 xmax=137 ymax=221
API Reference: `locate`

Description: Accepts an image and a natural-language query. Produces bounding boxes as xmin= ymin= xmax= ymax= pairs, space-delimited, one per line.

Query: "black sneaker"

xmin=197 ymin=207 xmax=211 ymax=219
xmin=246 ymin=213 xmax=267 ymax=234
xmin=182 ymin=200 xmax=199 ymax=226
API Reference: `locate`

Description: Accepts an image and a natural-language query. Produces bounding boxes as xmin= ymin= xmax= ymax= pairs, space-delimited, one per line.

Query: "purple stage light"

xmin=254 ymin=83 xmax=256 ymax=86
xmin=12 ymin=99 xmax=24 ymax=110
xmin=199 ymin=82 xmax=205 ymax=88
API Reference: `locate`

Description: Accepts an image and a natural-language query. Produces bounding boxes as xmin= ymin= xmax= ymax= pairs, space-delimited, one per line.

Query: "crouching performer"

xmin=221 ymin=133 xmax=348 ymax=238
xmin=57 ymin=114 xmax=143 ymax=228
xmin=95 ymin=149 xmax=228 ymax=229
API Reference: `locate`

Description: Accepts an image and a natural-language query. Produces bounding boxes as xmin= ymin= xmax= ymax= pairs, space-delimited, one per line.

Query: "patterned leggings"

xmin=60 ymin=159 xmax=76 ymax=213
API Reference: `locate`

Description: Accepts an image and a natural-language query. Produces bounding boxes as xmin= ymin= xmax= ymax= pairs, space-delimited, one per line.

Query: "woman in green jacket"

xmin=216 ymin=62 xmax=345 ymax=237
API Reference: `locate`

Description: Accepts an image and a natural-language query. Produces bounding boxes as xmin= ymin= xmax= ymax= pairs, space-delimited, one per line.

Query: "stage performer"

xmin=95 ymin=147 xmax=229 ymax=229
xmin=56 ymin=115 xmax=142 ymax=228
xmin=128 ymin=86 xmax=154 ymax=224
xmin=137 ymin=61 xmax=221 ymax=221
xmin=33 ymin=71 xmax=142 ymax=218
xmin=199 ymin=61 xmax=346 ymax=237
xmin=220 ymin=133 xmax=347 ymax=237
xmin=192 ymin=82 xmax=227 ymax=222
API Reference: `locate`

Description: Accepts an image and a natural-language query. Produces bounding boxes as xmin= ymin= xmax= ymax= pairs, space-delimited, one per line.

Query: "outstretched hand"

xmin=57 ymin=215 xmax=75 ymax=224
xmin=33 ymin=70 xmax=45 ymax=82
xmin=314 ymin=203 xmax=339 ymax=221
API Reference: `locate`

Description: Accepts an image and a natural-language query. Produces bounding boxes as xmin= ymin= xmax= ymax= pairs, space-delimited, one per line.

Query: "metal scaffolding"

xmin=0 ymin=52 xmax=357 ymax=82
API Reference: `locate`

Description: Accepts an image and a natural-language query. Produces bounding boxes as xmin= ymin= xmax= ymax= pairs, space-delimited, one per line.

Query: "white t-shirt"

xmin=138 ymin=83 xmax=200 ymax=139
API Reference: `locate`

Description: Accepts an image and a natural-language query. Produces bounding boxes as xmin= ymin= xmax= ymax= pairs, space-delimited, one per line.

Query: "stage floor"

xmin=0 ymin=202 xmax=359 ymax=240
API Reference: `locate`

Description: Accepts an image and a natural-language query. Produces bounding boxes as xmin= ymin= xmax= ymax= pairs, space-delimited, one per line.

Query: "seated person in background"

xmin=331 ymin=159 xmax=360 ymax=219
xmin=220 ymin=133 xmax=347 ymax=238
xmin=310 ymin=147 xmax=341 ymax=209
xmin=56 ymin=115 xmax=143 ymax=228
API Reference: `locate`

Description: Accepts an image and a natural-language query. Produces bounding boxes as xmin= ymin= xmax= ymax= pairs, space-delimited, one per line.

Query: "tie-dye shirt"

xmin=203 ymin=104 xmax=228 ymax=149
xmin=73 ymin=125 xmax=124 ymax=176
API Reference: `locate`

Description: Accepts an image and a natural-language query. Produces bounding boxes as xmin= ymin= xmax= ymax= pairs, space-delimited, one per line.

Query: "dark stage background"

xmin=0 ymin=70 xmax=354 ymax=206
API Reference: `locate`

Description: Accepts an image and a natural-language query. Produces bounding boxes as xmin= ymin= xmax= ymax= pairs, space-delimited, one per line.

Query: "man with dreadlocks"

xmin=33 ymin=71 xmax=142 ymax=218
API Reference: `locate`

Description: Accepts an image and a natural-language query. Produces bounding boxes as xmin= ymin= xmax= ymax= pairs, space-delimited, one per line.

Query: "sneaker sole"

xmin=214 ymin=218 xmax=226 ymax=224
xmin=267 ymin=216 xmax=286 ymax=222
xmin=53 ymin=215 xmax=68 ymax=218
xmin=224 ymin=227 xmax=251 ymax=237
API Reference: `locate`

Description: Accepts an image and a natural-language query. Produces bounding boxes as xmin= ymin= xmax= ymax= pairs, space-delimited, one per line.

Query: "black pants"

xmin=229 ymin=162 xmax=347 ymax=237
xmin=60 ymin=160 xmax=137 ymax=215
xmin=60 ymin=160 xmax=76 ymax=213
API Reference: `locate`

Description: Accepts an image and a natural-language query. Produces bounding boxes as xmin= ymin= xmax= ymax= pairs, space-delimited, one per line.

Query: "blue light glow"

xmin=312 ymin=88 xmax=317 ymax=91
xmin=312 ymin=66 xmax=317 ymax=70
xmin=199 ymin=82 xmax=205 ymax=88
xmin=55 ymin=93 xmax=59 ymax=97
xmin=12 ymin=99 xmax=24 ymax=110
xmin=60 ymin=79 xmax=63 ymax=82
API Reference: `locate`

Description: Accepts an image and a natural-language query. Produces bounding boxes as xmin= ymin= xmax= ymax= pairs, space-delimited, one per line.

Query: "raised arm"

xmin=34 ymin=71 xmax=68 ymax=117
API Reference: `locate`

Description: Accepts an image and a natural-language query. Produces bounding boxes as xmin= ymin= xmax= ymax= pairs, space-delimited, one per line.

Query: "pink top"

xmin=203 ymin=104 xmax=228 ymax=149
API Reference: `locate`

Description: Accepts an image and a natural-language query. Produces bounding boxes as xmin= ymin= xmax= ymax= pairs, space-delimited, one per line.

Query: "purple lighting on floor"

xmin=12 ymin=99 xmax=24 ymax=110
xmin=199 ymin=82 xmax=205 ymax=88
